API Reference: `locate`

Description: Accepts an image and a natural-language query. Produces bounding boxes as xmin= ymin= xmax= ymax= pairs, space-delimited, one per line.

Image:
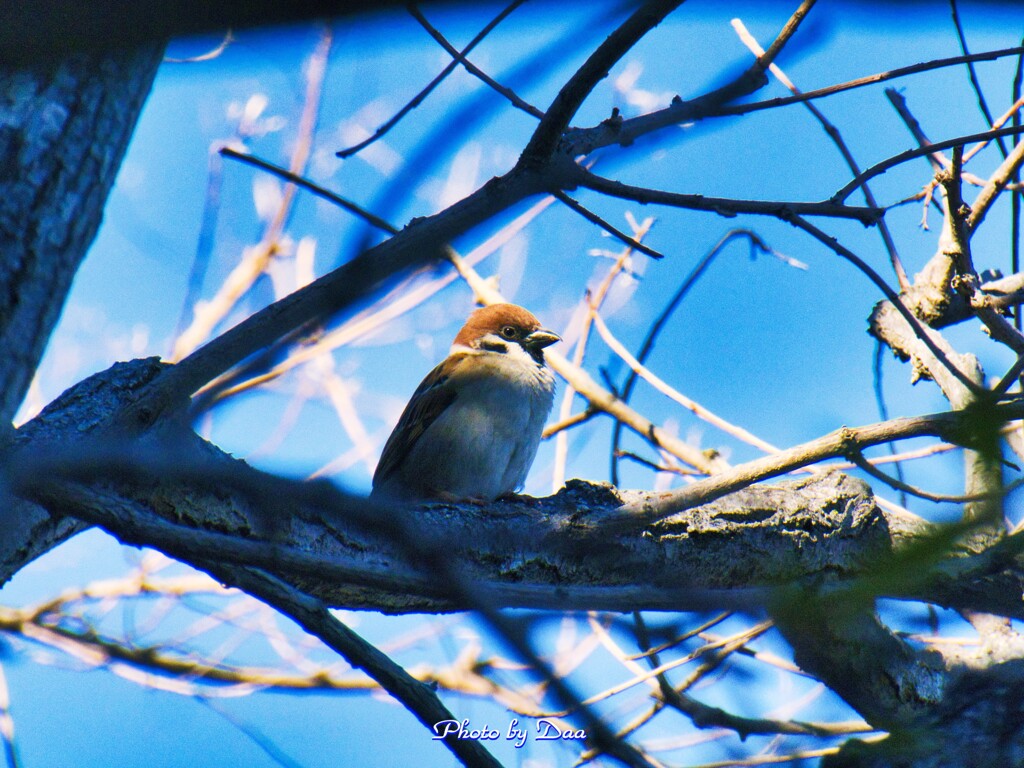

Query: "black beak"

xmin=524 ymin=328 xmax=561 ymax=351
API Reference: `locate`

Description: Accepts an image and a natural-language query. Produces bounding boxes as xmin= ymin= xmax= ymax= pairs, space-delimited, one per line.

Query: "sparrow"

xmin=371 ymin=303 xmax=560 ymax=502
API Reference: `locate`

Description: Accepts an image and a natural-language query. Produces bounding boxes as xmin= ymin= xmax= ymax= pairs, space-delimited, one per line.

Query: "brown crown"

xmin=453 ymin=303 xmax=542 ymax=347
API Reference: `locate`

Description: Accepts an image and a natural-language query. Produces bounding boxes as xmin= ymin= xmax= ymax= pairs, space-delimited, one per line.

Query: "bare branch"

xmin=219 ymin=568 xmax=505 ymax=768
xmin=563 ymin=0 xmax=819 ymax=156
xmin=949 ymin=0 xmax=1007 ymax=158
xmin=573 ymin=166 xmax=882 ymax=224
xmin=790 ymin=214 xmax=985 ymax=402
xmin=967 ymin=132 xmax=1024 ymax=231
xmin=606 ymin=402 xmax=1024 ymax=528
xmin=553 ymin=190 xmax=665 ymax=259
xmin=592 ymin=312 xmax=781 ymax=455
xmin=710 ymin=45 xmax=1024 ymax=121
xmin=336 ymin=0 xmax=526 ymax=159
xmin=408 ymin=4 xmax=544 ymax=120
xmin=520 ymin=0 xmax=684 ymax=164
xmin=221 ymin=148 xmax=397 ymax=235
xmin=732 ymin=17 xmax=909 ymax=289
xmin=172 ymin=30 xmax=333 ymax=362
xmin=832 ymin=125 xmax=1024 ymax=204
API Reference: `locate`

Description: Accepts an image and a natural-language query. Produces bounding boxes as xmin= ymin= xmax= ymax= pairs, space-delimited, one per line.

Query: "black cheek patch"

xmin=521 ymin=342 xmax=545 ymax=365
xmin=481 ymin=341 xmax=508 ymax=353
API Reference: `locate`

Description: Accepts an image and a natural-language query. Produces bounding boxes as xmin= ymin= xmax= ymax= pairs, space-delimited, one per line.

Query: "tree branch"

xmin=7 ymin=364 xmax=1024 ymax=622
xmin=606 ymin=401 xmax=1024 ymax=528
xmin=832 ymin=125 xmax=1024 ymax=204
xmin=408 ymin=4 xmax=543 ymax=120
xmin=561 ymin=0 xmax=819 ymax=156
xmin=572 ymin=166 xmax=883 ymax=224
xmin=519 ymin=0 xmax=684 ymax=165
xmin=214 ymin=567 xmax=505 ymax=768
xmin=336 ymin=0 xmax=527 ymax=159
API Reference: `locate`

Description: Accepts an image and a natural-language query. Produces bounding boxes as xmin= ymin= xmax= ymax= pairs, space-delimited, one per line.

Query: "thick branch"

xmin=774 ymin=604 xmax=946 ymax=732
xmin=7 ymin=366 xmax=1024 ymax=621
xmin=0 ymin=358 xmax=168 ymax=586
xmin=121 ymin=166 xmax=549 ymax=426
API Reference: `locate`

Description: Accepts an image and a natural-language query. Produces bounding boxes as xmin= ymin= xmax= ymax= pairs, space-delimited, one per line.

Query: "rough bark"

xmin=0 ymin=42 xmax=164 ymax=426
xmin=6 ymin=361 xmax=1024 ymax=621
xmin=823 ymin=658 xmax=1024 ymax=767
xmin=0 ymin=43 xmax=163 ymax=595
xmin=0 ymin=358 xmax=168 ymax=586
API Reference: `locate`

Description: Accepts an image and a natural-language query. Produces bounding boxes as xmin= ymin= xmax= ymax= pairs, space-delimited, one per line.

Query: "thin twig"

xmin=521 ymin=0 xmax=685 ymax=163
xmin=832 ymin=125 xmax=1024 ymax=203
xmin=554 ymin=191 xmax=664 ymax=259
xmin=731 ymin=17 xmax=909 ymax=289
xmin=788 ymin=214 xmax=985 ymax=399
xmin=566 ymin=44 xmax=1024 ymax=157
xmin=172 ymin=30 xmax=334 ymax=362
xmin=610 ymin=229 xmax=782 ymax=484
xmin=196 ymin=697 xmax=305 ymax=768
xmin=573 ymin=166 xmax=882 ymax=224
xmin=1014 ymin=46 xmax=1023 ymax=332
xmin=174 ymin=143 xmax=225 ymax=342
xmin=711 ymin=46 xmax=1024 ymax=119
xmin=847 ymin=448 xmax=1024 ymax=504
xmin=949 ymin=0 xmax=1007 ymax=158
xmin=593 ymin=312 xmax=782 ymax=454
xmin=542 ymin=408 xmax=598 ymax=439
xmin=967 ymin=130 xmax=1024 ymax=231
xmin=163 ymin=31 xmax=234 ymax=63
xmin=873 ymin=340 xmax=908 ymax=507
xmin=964 ymin=94 xmax=1024 ymax=163
xmin=607 ymin=402 xmax=1024 ymax=528
xmin=615 ymin=450 xmax=697 ymax=477
xmin=885 ymin=88 xmax=945 ymax=173
xmin=220 ymin=148 xmax=397 ymax=235
xmin=885 ymin=87 xmax=949 ymax=230
xmin=554 ymin=215 xmax=656 ymax=489
xmin=408 ymin=4 xmax=544 ymax=120
xmin=337 ymin=0 xmax=526 ymax=158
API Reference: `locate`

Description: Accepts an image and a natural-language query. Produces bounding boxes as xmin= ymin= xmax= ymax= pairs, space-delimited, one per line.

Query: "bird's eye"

xmin=500 ymin=325 xmax=518 ymax=339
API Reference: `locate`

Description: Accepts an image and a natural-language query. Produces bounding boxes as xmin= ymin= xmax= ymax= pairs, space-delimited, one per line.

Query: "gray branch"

xmin=0 ymin=362 xmax=1015 ymax=615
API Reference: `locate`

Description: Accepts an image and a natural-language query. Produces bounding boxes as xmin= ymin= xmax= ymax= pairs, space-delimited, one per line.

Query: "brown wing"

xmin=371 ymin=358 xmax=460 ymax=490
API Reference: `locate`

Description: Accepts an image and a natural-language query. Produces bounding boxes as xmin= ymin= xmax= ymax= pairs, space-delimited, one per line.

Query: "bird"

xmin=371 ymin=303 xmax=560 ymax=502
